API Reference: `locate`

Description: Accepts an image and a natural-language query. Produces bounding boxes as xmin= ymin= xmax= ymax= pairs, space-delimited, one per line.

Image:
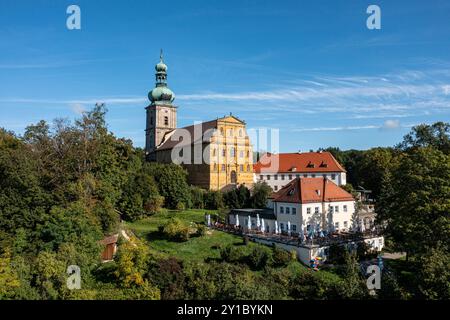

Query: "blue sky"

xmin=1 ymin=0 xmax=450 ymax=152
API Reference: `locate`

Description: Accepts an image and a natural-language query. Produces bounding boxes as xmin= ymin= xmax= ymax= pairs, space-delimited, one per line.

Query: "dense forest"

xmin=0 ymin=105 xmax=448 ymax=299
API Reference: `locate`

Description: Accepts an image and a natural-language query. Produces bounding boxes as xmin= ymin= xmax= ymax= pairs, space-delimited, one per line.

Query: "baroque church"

xmin=145 ymin=52 xmax=254 ymax=190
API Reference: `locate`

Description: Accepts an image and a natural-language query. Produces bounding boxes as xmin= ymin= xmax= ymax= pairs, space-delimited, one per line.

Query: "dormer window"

xmin=291 ymin=166 xmax=297 ymax=172
xmin=320 ymin=161 xmax=328 ymax=168
xmin=316 ymin=189 xmax=321 ymax=196
xmin=307 ymin=161 xmax=315 ymax=168
xmin=288 ymin=188 xmax=295 ymax=196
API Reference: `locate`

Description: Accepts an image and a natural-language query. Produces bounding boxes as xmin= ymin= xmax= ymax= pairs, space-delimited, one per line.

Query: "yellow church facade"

xmin=145 ymin=52 xmax=254 ymax=190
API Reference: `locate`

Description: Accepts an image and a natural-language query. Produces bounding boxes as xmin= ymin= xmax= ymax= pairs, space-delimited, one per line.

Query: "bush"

xmin=248 ymin=246 xmax=272 ymax=270
xmin=204 ymin=190 xmax=224 ymax=210
xmin=196 ymin=224 xmax=207 ymax=237
xmin=176 ymin=202 xmax=186 ymax=211
xmin=220 ymin=245 xmax=247 ymax=263
xmin=271 ymin=246 xmax=291 ymax=267
xmin=161 ymin=218 xmax=190 ymax=242
xmin=327 ymin=243 xmax=347 ymax=265
xmin=144 ymin=195 xmax=164 ymax=214
xmin=190 ymin=186 xmax=205 ymax=209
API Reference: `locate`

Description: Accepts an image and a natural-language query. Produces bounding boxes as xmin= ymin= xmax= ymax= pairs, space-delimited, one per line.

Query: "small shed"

xmin=100 ymin=234 xmax=119 ymax=262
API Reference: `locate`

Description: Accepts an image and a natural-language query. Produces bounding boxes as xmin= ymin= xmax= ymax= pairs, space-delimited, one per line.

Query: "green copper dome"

xmin=148 ymin=50 xmax=175 ymax=104
xmin=155 ymin=61 xmax=167 ymax=72
xmin=149 ymin=86 xmax=175 ymax=103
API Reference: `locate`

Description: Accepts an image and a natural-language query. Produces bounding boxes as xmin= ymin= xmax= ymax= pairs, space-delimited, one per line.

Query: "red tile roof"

xmin=156 ymin=115 xmax=246 ymax=151
xmin=254 ymin=152 xmax=345 ymax=173
xmin=272 ymin=177 xmax=354 ymax=203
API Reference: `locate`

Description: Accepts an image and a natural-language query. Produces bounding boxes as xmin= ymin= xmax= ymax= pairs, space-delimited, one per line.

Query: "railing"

xmin=210 ymin=222 xmax=383 ymax=247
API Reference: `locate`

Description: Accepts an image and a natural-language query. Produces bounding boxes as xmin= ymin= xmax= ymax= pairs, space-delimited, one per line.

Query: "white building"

xmin=227 ymin=177 xmax=384 ymax=265
xmin=253 ymin=152 xmax=347 ymax=191
xmin=269 ymin=177 xmax=356 ymax=234
xmin=230 ymin=177 xmax=356 ymax=234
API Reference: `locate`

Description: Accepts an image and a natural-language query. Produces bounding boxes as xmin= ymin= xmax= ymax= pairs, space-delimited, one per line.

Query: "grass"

xmin=126 ymin=209 xmax=260 ymax=262
xmin=125 ymin=209 xmax=348 ymax=281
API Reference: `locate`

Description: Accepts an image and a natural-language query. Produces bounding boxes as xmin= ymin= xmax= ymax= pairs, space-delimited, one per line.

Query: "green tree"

xmin=415 ymin=246 xmax=450 ymax=299
xmin=398 ymin=122 xmax=450 ymax=154
xmin=336 ymin=252 xmax=368 ymax=299
xmin=378 ymin=147 xmax=450 ymax=258
xmin=0 ymin=249 xmax=20 ymax=299
xmin=145 ymin=163 xmax=191 ymax=209
xmin=249 ymin=181 xmax=272 ymax=208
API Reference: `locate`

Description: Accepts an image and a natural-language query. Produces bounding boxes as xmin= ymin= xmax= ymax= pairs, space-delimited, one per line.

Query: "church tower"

xmin=145 ymin=50 xmax=177 ymax=161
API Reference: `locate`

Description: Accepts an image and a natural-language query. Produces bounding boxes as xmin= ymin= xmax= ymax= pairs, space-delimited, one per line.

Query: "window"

xmin=274 ymin=175 xmax=278 ymax=180
xmin=343 ymin=205 xmax=348 ymax=212
xmin=288 ymin=174 xmax=292 ymax=180
xmin=292 ymin=224 xmax=297 ymax=232
xmin=260 ymin=175 xmax=263 ymax=180
xmin=281 ymin=175 xmax=285 ymax=180
xmin=303 ymin=174 xmax=308 ymax=178
xmin=240 ymin=164 xmax=244 ymax=172
xmin=331 ymin=174 xmax=336 ymax=180
xmin=164 ymin=116 xmax=169 ymax=126
xmin=239 ymin=129 xmax=243 ymax=137
xmin=274 ymin=186 xmax=278 ymax=191
xmin=247 ymin=164 xmax=250 ymax=171
xmin=280 ymin=223 xmax=284 ymax=230
xmin=221 ymin=164 xmax=226 ymax=171
xmin=292 ymin=207 xmax=296 ymax=215
xmin=315 ymin=207 xmax=319 ymax=214
xmin=335 ymin=206 xmax=339 ymax=213
xmin=229 ymin=129 xmax=233 ymax=137
xmin=311 ymin=174 xmax=316 ymax=178
xmin=306 ymin=225 xmax=311 ymax=232
xmin=230 ymin=147 xmax=235 ymax=157
xmin=344 ymin=221 xmax=348 ymax=228
xmin=335 ymin=222 xmax=339 ymax=229
xmin=286 ymin=207 xmax=290 ymax=214
xmin=323 ymin=174 xmax=327 ymax=178
xmin=213 ymin=163 xmax=217 ymax=170
xmin=239 ymin=150 xmax=244 ymax=158
xmin=222 ymin=149 xmax=226 ymax=157
xmin=267 ymin=175 xmax=271 ymax=180
xmin=307 ymin=207 xmax=311 ymax=214
xmin=280 ymin=206 xmax=284 ymax=214
xmin=296 ymin=174 xmax=300 ymax=178
xmin=150 ymin=116 xmax=153 ymax=125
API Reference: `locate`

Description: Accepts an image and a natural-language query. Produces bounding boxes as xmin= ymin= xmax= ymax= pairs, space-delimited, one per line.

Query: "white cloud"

xmin=70 ymin=103 xmax=85 ymax=115
xmin=382 ymin=119 xmax=401 ymax=130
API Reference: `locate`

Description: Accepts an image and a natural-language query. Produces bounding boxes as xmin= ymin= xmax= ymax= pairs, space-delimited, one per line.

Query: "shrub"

xmin=144 ymin=195 xmax=164 ymax=214
xmin=176 ymin=202 xmax=186 ymax=211
xmin=161 ymin=218 xmax=190 ymax=242
xmin=271 ymin=246 xmax=291 ymax=267
xmin=190 ymin=186 xmax=205 ymax=209
xmin=248 ymin=246 xmax=272 ymax=270
xmin=196 ymin=224 xmax=207 ymax=237
xmin=204 ymin=190 xmax=224 ymax=210
xmin=220 ymin=245 xmax=247 ymax=263
xmin=327 ymin=243 xmax=347 ymax=265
